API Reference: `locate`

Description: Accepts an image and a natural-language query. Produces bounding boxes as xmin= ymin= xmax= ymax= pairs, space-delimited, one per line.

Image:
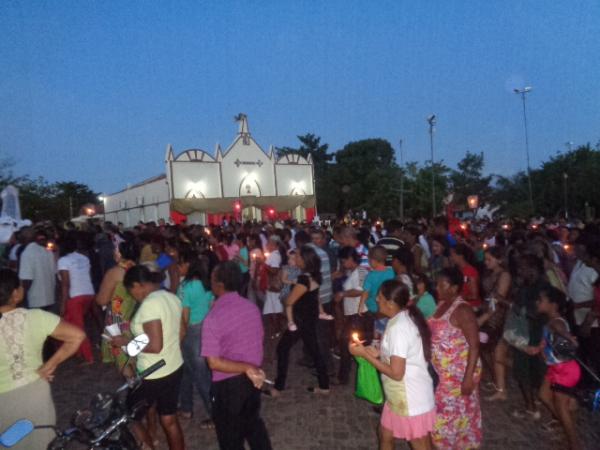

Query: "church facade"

xmin=103 ymin=115 xmax=316 ymax=226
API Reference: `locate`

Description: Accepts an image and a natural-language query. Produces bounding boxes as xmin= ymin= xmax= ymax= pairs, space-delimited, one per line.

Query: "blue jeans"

xmin=179 ymin=322 xmax=212 ymax=416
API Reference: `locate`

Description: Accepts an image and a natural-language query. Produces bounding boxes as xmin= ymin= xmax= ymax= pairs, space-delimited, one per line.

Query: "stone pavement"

xmin=52 ymin=341 xmax=600 ymax=450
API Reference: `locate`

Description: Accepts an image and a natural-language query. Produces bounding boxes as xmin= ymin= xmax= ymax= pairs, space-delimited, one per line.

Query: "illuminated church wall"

xmin=103 ymin=115 xmax=315 ymax=226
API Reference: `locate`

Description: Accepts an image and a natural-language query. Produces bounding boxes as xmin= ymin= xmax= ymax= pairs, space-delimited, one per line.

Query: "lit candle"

xmin=351 ymin=332 xmax=360 ymax=343
xmin=563 ymin=244 xmax=571 ymax=251
xmin=483 ymin=243 xmax=488 ymax=250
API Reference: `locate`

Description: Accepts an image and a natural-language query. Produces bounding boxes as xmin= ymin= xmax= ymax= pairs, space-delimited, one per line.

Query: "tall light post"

xmin=563 ymin=173 xmax=568 ymax=220
xmin=563 ymin=142 xmax=572 ymax=220
xmin=427 ymin=114 xmax=437 ymax=217
xmin=514 ymin=86 xmax=534 ymax=214
xmin=399 ymin=139 xmax=405 ymax=220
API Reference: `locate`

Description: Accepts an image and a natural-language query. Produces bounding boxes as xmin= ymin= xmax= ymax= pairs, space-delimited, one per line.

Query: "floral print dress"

xmin=101 ymin=261 xmax=137 ymax=370
xmin=429 ymin=298 xmax=482 ymax=449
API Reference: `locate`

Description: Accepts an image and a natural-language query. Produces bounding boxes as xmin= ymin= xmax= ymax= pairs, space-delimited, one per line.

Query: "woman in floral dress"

xmin=96 ymin=239 xmax=138 ymax=377
xmin=429 ymin=267 xmax=482 ymax=449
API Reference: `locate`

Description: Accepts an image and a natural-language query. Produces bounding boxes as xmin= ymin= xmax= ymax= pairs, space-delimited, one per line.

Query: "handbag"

xmin=502 ymin=304 xmax=530 ymax=350
xmin=354 ymin=356 xmax=384 ymax=405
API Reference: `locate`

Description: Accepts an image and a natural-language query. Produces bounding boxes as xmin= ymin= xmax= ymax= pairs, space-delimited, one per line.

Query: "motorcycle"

xmin=1 ymin=334 xmax=163 ymax=449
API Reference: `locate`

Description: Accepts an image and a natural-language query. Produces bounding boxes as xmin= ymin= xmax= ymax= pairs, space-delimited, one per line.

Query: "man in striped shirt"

xmin=376 ymin=219 xmax=405 ymax=266
xmin=337 ymin=226 xmax=370 ymax=269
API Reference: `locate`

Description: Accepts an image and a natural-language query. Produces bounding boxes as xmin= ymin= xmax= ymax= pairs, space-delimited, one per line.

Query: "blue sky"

xmin=1 ymin=1 xmax=599 ymax=194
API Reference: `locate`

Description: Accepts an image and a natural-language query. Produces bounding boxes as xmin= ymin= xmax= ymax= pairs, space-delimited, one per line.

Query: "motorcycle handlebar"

xmin=138 ymin=360 xmax=166 ymax=379
xmin=116 ymin=359 xmax=166 ymax=393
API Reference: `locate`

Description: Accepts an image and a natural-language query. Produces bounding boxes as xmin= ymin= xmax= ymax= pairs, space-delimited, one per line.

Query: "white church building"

xmin=103 ymin=115 xmax=316 ymax=226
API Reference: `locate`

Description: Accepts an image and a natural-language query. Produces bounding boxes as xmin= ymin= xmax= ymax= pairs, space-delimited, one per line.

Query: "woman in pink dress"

xmin=429 ymin=267 xmax=482 ymax=449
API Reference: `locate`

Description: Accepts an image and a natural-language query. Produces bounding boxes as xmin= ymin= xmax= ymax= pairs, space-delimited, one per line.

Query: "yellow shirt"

xmin=139 ymin=244 xmax=158 ymax=263
xmin=0 ymin=308 xmax=60 ymax=394
xmin=131 ymin=290 xmax=183 ymax=380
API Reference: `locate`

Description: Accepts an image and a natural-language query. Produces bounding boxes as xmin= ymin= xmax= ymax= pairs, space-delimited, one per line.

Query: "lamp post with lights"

xmin=514 ymin=86 xmax=534 ymax=214
xmin=427 ymin=114 xmax=437 ymax=217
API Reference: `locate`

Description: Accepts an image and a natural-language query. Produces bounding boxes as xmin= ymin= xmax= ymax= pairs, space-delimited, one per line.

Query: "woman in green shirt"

xmin=176 ymin=253 xmax=214 ymax=427
xmin=0 ymin=269 xmax=84 ymax=450
xmin=234 ymin=232 xmax=250 ymax=297
xmin=413 ymin=274 xmax=437 ymax=319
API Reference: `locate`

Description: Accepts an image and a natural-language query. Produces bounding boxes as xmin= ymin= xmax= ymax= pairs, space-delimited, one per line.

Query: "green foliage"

xmin=531 ymin=144 xmax=600 ymax=218
xmin=450 ymin=151 xmax=493 ymax=207
xmin=403 ymin=161 xmax=452 ymax=218
xmin=330 ymin=139 xmax=401 ymax=217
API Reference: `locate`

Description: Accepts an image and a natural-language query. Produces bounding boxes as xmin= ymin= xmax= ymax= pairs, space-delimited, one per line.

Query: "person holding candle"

xmin=247 ymin=234 xmax=264 ymax=306
xmin=349 ymin=279 xmax=435 ymax=450
xmin=335 ymin=246 xmax=369 ymax=385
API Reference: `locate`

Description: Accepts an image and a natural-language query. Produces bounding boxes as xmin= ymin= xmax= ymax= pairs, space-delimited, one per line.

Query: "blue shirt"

xmin=363 ymin=267 xmax=395 ymax=312
xmin=239 ymin=247 xmax=249 ymax=274
xmin=177 ymin=280 xmax=214 ymax=325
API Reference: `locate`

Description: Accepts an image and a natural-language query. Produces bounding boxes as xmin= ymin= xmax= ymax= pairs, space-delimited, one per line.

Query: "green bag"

xmin=354 ymin=356 xmax=384 ymax=405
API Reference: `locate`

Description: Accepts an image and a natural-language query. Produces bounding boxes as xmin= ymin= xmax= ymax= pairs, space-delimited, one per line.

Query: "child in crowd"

xmin=413 ymin=274 xmax=437 ymax=319
xmin=527 ymin=286 xmax=581 ymax=450
xmin=247 ymin=234 xmax=264 ymax=305
xmin=359 ymin=246 xmax=396 ymax=342
xmin=391 ymin=247 xmax=415 ymax=295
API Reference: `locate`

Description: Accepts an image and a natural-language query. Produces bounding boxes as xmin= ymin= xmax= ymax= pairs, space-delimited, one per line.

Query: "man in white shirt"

xmin=19 ymin=228 xmax=56 ymax=310
xmin=58 ymin=235 xmax=96 ymax=363
xmin=335 ymin=246 xmax=369 ymax=384
xmin=573 ymin=241 xmax=600 ymax=373
xmin=568 ymin=255 xmax=598 ymax=328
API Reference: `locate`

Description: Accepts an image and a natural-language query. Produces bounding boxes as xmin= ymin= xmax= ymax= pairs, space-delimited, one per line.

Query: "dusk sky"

xmin=1 ymin=1 xmax=598 ymax=194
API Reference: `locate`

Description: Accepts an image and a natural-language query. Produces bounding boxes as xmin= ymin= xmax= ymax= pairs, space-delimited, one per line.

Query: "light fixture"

xmin=467 ymin=195 xmax=479 ymax=209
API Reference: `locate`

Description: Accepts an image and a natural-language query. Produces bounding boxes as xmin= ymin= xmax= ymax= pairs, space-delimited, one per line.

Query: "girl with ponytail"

xmin=350 ymin=279 xmax=435 ymax=450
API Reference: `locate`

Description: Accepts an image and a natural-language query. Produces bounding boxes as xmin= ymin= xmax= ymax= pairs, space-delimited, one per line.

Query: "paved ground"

xmin=52 ymin=341 xmax=600 ymax=449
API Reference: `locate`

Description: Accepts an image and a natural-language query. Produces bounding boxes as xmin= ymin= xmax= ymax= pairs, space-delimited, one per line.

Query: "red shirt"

xmin=461 ymin=264 xmax=481 ymax=307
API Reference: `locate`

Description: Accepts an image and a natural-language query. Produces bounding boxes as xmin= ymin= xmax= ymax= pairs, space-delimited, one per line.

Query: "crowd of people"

xmin=1 ymin=214 xmax=599 ymax=449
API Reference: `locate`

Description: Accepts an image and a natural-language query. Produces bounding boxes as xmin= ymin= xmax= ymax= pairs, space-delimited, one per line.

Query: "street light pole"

xmin=427 ymin=115 xmax=437 ymax=217
xmin=399 ymin=139 xmax=404 ymax=221
xmin=563 ymin=173 xmax=568 ymax=220
xmin=514 ymin=87 xmax=534 ymax=214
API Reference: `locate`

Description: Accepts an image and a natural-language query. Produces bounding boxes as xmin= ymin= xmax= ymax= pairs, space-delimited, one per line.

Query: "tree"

xmin=534 ymin=145 xmax=600 ymax=218
xmin=16 ymin=178 xmax=98 ymax=223
xmin=490 ymin=144 xmax=600 ymax=219
xmin=450 ymin=151 xmax=492 ymax=208
xmin=403 ymin=161 xmax=452 ymax=218
xmin=333 ymin=139 xmax=401 ymax=217
xmin=490 ymin=172 xmax=531 ymax=218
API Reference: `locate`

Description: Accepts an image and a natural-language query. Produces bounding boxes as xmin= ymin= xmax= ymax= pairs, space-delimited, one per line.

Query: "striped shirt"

xmin=377 ymin=236 xmax=405 ymax=266
xmin=356 ymin=243 xmax=370 ymax=269
xmin=308 ymin=243 xmax=332 ymax=304
xmin=201 ymin=291 xmax=264 ymax=382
